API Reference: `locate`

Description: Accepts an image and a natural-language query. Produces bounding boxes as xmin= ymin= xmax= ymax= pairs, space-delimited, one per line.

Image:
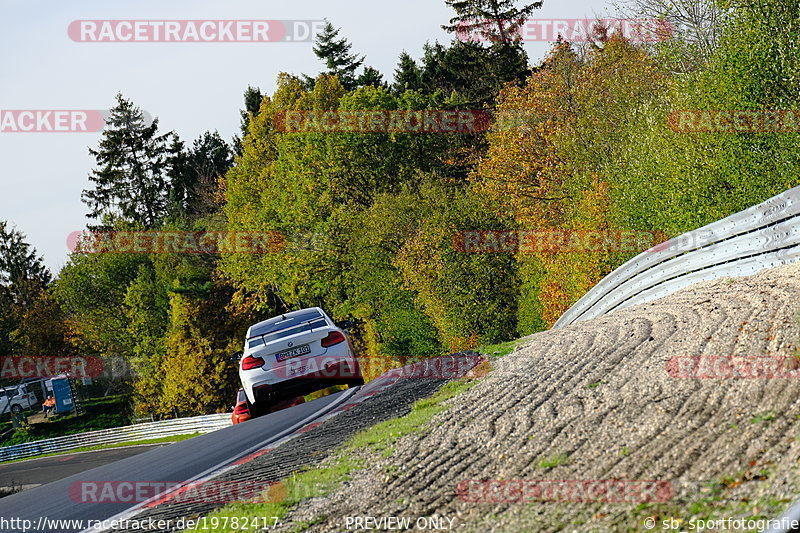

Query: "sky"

xmin=0 ymin=0 xmax=621 ymax=273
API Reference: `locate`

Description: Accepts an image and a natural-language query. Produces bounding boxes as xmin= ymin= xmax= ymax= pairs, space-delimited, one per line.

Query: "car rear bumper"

xmin=249 ymin=358 xmax=362 ymax=405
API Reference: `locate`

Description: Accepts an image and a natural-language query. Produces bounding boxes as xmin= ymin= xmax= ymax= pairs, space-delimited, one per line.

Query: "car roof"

xmin=246 ymin=307 xmax=328 ymax=340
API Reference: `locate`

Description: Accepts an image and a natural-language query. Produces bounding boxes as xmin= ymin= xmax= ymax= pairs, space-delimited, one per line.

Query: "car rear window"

xmin=247 ymin=310 xmax=328 ymax=349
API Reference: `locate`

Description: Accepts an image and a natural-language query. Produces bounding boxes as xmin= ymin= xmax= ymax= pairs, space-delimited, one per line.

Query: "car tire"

xmin=248 ymin=399 xmax=270 ymax=419
xmin=10 ymin=404 xmax=22 ymax=414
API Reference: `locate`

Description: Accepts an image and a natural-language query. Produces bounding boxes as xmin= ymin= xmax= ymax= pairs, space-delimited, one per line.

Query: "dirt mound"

xmin=284 ymin=263 xmax=800 ymax=532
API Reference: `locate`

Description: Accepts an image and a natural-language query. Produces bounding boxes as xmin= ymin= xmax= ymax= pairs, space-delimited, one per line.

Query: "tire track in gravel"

xmin=283 ymin=263 xmax=800 ymax=532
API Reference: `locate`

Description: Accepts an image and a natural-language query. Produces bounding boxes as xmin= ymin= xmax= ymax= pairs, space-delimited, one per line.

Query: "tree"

xmin=357 ymin=66 xmax=385 ymax=88
xmin=136 ymin=285 xmax=254 ymax=418
xmin=623 ymin=0 xmax=723 ymax=68
xmin=10 ymin=288 xmax=72 ymax=357
xmin=612 ymin=0 xmax=800 ymax=239
xmin=0 ymin=222 xmax=50 ymax=293
xmin=393 ymin=52 xmax=423 ymax=93
xmin=170 ymin=131 xmax=233 ymax=217
xmin=419 ymin=40 xmax=529 ymax=106
xmin=233 ymin=86 xmax=264 ymax=154
xmin=473 ymin=37 xmax=672 ymax=326
xmin=384 ymin=180 xmax=520 ymax=350
xmin=312 ymin=21 xmax=365 ymax=90
xmin=442 ymin=0 xmax=544 ymax=44
xmin=240 ymin=86 xmax=264 ymax=137
xmin=82 ymin=93 xmax=173 ymax=229
xmin=166 ymin=135 xmax=189 ymax=218
xmin=0 ymin=222 xmax=51 ymax=354
xmin=55 ymin=252 xmax=152 ymax=359
xmin=0 ymin=289 xmax=13 ymax=356
xmin=440 ymin=0 xmax=542 ymax=98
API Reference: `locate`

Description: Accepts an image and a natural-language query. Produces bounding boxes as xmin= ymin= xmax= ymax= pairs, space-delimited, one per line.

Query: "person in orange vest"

xmin=42 ymin=395 xmax=56 ymax=418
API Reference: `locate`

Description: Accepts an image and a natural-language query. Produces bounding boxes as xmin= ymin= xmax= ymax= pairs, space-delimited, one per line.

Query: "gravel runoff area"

xmin=282 ymin=263 xmax=800 ymax=532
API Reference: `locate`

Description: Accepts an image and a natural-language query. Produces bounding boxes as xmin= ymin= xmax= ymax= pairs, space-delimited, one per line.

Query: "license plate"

xmin=275 ymin=344 xmax=311 ymax=362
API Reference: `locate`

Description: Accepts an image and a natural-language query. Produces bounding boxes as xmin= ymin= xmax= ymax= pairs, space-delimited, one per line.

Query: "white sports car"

xmin=238 ymin=307 xmax=363 ymax=416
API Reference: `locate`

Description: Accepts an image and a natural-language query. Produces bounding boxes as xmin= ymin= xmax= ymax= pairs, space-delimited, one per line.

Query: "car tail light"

xmin=234 ymin=403 xmax=249 ymax=415
xmin=321 ymin=331 xmax=345 ymax=348
xmin=241 ymin=355 xmax=265 ymax=370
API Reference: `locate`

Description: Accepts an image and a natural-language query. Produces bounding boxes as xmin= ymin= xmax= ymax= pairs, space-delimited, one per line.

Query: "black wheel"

xmin=247 ymin=399 xmax=270 ymax=418
xmin=10 ymin=404 xmax=22 ymax=414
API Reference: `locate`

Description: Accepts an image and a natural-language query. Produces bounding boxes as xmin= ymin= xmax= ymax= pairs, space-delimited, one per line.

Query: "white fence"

xmin=0 ymin=413 xmax=231 ymax=463
xmin=554 ymin=185 xmax=800 ymax=328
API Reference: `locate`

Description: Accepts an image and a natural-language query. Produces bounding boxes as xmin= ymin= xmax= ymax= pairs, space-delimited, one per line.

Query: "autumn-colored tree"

xmin=10 ymin=288 xmax=74 ymax=357
xmin=390 ymin=179 xmax=519 ymax=349
xmin=474 ymin=41 xmax=578 ymax=229
xmin=475 ymin=36 xmax=669 ymax=326
xmin=135 ymin=281 xmax=252 ymax=418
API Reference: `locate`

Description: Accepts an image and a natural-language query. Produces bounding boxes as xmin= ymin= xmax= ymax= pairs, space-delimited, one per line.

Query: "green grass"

xmin=0 ymin=394 xmax=132 ymax=447
xmin=186 ymin=456 xmax=363 ymax=533
xmin=347 ymin=378 xmax=478 ymax=458
xmin=0 ymin=433 xmax=200 ymax=465
xmin=187 ymin=378 xmax=481 ymax=532
xmin=582 ymin=472 xmax=789 ymax=532
xmin=751 ymin=412 xmax=776 ymax=424
xmin=514 ymin=468 xmax=790 ymax=531
xmin=536 ymin=453 xmax=571 ymax=469
xmin=476 ymin=339 xmax=520 ymax=357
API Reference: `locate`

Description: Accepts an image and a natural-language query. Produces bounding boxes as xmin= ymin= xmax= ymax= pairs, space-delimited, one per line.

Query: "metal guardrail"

xmin=553 ymin=185 xmax=800 ymax=328
xmin=0 ymin=413 xmax=231 ymax=463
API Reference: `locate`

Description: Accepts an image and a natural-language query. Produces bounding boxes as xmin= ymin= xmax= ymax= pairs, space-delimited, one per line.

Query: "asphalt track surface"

xmin=0 ymin=444 xmax=170 ymax=490
xmin=0 ymin=390 xmax=350 ymax=533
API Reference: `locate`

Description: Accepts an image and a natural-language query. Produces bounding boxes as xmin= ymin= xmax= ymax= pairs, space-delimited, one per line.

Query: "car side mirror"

xmin=336 ymin=320 xmax=355 ymax=330
xmin=230 ymin=351 xmax=243 ymax=362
